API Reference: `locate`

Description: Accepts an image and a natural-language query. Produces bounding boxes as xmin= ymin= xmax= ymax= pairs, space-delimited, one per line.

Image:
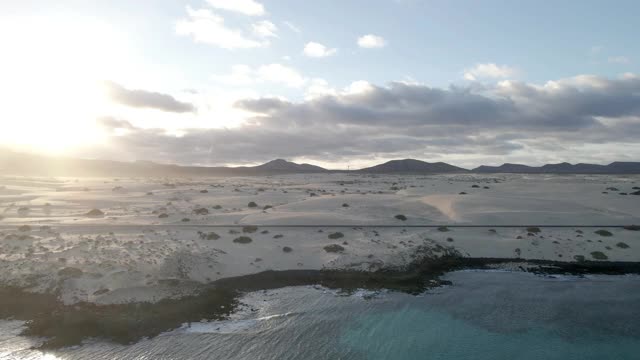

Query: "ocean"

xmin=2 ymin=271 xmax=639 ymax=359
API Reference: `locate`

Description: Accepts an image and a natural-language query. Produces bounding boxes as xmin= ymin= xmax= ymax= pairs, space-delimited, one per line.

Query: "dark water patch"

xmin=0 ymin=286 xmax=239 ymax=349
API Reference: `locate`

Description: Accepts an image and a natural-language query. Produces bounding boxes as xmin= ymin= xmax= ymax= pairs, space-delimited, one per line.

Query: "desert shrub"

xmin=248 ymin=202 xmax=258 ymax=208
xmin=86 ymin=209 xmax=104 ymax=217
xmin=324 ymin=244 xmax=345 ymax=253
xmin=233 ymin=236 xmax=252 ymax=244
xmin=242 ymin=226 xmax=258 ymax=233
xmin=58 ymin=267 xmax=83 ymax=278
xmin=594 ymin=229 xmax=613 ymax=237
xmin=526 ymin=227 xmax=541 ymax=233
xmin=328 ymin=232 xmax=344 ymax=239
xmin=616 ymin=242 xmax=630 ymax=249
xmin=204 ymin=232 xmax=220 ymax=240
xmin=282 ymin=246 xmax=292 ymax=253
xmin=590 ymin=251 xmax=608 ymax=260
xmin=437 ymin=226 xmax=449 ymax=232
xmin=395 ymin=214 xmax=407 ymax=221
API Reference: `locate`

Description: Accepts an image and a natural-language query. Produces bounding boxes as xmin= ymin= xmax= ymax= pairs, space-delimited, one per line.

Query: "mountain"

xmin=473 ymin=163 xmax=535 ymax=173
xmin=252 ymin=159 xmax=327 ymax=172
xmin=0 ymin=151 xmax=327 ymax=177
xmin=2 ymin=149 xmax=639 ymax=177
xmin=606 ymin=162 xmax=640 ymax=173
xmin=473 ymin=162 xmax=640 ymax=174
xmin=358 ymin=159 xmax=468 ymax=174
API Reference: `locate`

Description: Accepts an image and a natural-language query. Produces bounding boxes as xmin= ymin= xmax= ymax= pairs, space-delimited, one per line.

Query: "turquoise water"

xmin=342 ymin=272 xmax=640 ymax=359
xmin=343 ymin=306 xmax=639 ymax=360
xmin=2 ymin=271 xmax=639 ymax=359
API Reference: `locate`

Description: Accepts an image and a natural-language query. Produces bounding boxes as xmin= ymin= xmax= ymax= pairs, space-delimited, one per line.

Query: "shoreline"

xmin=2 ymin=255 xmax=640 ymax=350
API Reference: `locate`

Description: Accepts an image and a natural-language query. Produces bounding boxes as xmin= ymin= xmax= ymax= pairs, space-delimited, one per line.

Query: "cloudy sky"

xmin=0 ymin=0 xmax=639 ymax=169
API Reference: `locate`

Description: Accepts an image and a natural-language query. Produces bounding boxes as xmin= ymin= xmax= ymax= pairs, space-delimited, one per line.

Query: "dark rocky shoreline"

xmin=2 ymin=255 xmax=640 ymax=349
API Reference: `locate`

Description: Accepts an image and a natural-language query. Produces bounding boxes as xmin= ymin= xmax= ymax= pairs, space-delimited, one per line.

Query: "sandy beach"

xmin=0 ymin=173 xmax=638 ymax=305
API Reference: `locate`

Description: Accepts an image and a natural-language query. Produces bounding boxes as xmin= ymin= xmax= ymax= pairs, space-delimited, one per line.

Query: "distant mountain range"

xmin=252 ymin=159 xmax=326 ymax=172
xmin=0 ymin=152 xmax=328 ymax=177
xmin=473 ymin=162 xmax=640 ymax=174
xmin=1 ymin=150 xmax=639 ymax=177
xmin=357 ymin=159 xmax=468 ymax=174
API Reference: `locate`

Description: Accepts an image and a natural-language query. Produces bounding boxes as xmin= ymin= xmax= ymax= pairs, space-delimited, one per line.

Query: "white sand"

xmin=0 ymin=173 xmax=639 ymax=304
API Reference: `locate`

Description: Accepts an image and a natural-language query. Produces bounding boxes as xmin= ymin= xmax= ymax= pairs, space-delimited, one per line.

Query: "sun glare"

xmin=0 ymin=16 xmax=127 ymax=154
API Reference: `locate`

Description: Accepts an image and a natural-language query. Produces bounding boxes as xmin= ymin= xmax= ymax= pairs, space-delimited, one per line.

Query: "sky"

xmin=0 ymin=0 xmax=639 ymax=169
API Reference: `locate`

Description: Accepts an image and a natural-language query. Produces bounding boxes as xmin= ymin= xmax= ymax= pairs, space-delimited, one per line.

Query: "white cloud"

xmin=176 ymin=7 xmax=266 ymax=49
xmin=608 ymin=56 xmax=631 ymax=64
xmin=252 ymin=20 xmax=277 ymax=38
xmin=283 ymin=21 xmax=301 ymax=33
xmin=357 ymin=34 xmax=386 ymax=48
xmin=343 ymin=80 xmax=374 ymax=94
xmin=463 ymin=63 xmax=516 ymax=81
xmin=213 ymin=64 xmax=307 ymax=88
xmin=257 ymin=64 xmax=306 ymax=87
xmin=305 ymin=78 xmax=336 ymax=99
xmin=302 ymin=42 xmax=337 ymax=58
xmin=206 ymin=0 xmax=265 ymax=16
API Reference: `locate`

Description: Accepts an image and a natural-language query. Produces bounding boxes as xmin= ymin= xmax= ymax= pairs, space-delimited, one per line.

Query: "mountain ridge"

xmin=357 ymin=159 xmax=468 ymax=174
xmin=1 ymin=150 xmax=639 ymax=176
xmin=473 ymin=161 xmax=640 ymax=174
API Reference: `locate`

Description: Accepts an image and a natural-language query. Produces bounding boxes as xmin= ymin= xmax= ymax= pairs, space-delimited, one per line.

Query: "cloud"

xmin=94 ymin=74 xmax=640 ymax=167
xmin=252 ymin=20 xmax=277 ymax=38
xmin=357 ymin=34 xmax=386 ymax=48
xmin=206 ymin=0 xmax=265 ymax=16
xmin=176 ymin=6 xmax=267 ymax=49
xmin=608 ymin=56 xmax=631 ymax=64
xmin=97 ymin=117 xmax=134 ymax=130
xmin=213 ymin=64 xmax=307 ymax=88
xmin=104 ymin=81 xmax=195 ymax=113
xmin=463 ymin=63 xmax=516 ymax=81
xmin=305 ymin=78 xmax=337 ymax=99
xmin=303 ymin=42 xmax=337 ymax=58
xmin=257 ymin=64 xmax=306 ymax=87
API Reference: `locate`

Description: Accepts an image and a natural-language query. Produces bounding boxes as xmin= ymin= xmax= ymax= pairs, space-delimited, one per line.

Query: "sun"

xmin=0 ymin=15 xmax=128 ymax=154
